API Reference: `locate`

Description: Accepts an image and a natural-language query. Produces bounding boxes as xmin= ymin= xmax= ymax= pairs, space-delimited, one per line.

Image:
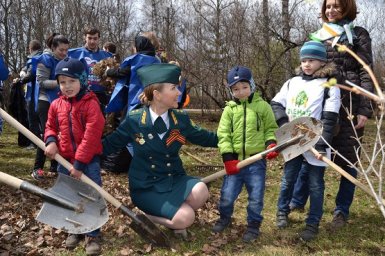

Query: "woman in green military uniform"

xmin=102 ymin=63 xmax=218 ymax=235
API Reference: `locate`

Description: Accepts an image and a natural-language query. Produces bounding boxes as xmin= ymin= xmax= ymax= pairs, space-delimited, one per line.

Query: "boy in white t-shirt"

xmin=271 ymin=41 xmax=341 ymax=241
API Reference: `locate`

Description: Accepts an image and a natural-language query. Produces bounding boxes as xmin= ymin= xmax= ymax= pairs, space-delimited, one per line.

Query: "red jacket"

xmin=45 ymin=91 xmax=105 ymax=171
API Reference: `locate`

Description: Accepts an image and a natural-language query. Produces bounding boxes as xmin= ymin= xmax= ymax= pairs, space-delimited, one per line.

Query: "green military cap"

xmin=137 ymin=63 xmax=181 ymax=87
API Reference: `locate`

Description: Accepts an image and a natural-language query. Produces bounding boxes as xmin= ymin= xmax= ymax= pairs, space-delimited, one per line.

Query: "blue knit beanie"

xmin=55 ymin=57 xmax=88 ymax=89
xmin=300 ymin=41 xmax=327 ymax=62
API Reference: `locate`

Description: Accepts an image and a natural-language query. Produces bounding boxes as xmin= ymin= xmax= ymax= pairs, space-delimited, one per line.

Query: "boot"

xmin=299 ymin=224 xmax=319 ymax=242
xmin=212 ymin=217 xmax=231 ymax=233
xmin=65 ymin=234 xmax=84 ymax=249
xmin=276 ymin=211 xmax=288 ymax=229
xmin=329 ymin=212 xmax=347 ymax=231
xmin=242 ymin=221 xmax=261 ymax=242
xmin=85 ymin=235 xmax=101 ymax=255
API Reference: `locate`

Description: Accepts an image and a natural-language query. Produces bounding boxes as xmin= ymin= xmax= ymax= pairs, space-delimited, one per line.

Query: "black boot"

xmin=299 ymin=224 xmax=319 ymax=241
xmin=242 ymin=221 xmax=261 ymax=242
xmin=212 ymin=217 xmax=231 ymax=233
xmin=276 ymin=211 xmax=288 ymax=229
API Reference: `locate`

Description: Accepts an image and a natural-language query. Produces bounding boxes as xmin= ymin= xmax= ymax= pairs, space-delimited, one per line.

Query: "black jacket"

xmin=326 ymin=26 xmax=374 ymax=165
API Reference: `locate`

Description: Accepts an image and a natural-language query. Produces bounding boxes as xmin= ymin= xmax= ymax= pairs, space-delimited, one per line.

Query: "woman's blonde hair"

xmin=139 ymin=83 xmax=165 ymax=105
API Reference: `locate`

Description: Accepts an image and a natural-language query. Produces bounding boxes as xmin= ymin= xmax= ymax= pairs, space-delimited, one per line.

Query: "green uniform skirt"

xmin=131 ymin=175 xmax=200 ymax=220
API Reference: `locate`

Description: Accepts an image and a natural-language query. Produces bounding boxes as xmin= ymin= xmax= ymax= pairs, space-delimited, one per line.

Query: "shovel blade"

xmin=36 ymin=174 xmax=108 ymax=234
xmin=276 ymin=117 xmax=323 ymax=162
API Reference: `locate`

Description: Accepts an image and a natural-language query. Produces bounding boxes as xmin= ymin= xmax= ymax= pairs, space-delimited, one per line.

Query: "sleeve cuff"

xmin=73 ymin=160 xmax=87 ymax=172
xmin=277 ymin=117 xmax=289 ymax=127
xmin=222 ymin=153 xmax=239 ymax=162
xmin=265 ymin=140 xmax=277 ymax=148
xmin=45 ymin=136 xmax=57 ymax=146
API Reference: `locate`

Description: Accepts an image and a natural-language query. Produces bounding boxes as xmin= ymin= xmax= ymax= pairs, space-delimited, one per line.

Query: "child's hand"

xmin=69 ymin=167 xmax=83 ymax=179
xmin=265 ymin=143 xmax=279 ymax=160
xmin=45 ymin=143 xmax=58 ymax=159
xmin=224 ymin=160 xmax=240 ymax=175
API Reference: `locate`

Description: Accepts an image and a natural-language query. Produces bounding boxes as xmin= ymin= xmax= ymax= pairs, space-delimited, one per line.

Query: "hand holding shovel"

xmin=0 ymin=108 xmax=171 ymax=248
xmin=202 ymin=117 xmax=322 ymax=183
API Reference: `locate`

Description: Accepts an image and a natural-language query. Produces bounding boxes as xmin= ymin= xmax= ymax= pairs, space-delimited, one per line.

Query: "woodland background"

xmin=0 ymin=0 xmax=384 ymax=109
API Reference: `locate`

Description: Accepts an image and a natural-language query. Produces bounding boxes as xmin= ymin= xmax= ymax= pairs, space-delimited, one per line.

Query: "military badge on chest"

xmin=166 ymin=129 xmax=186 ymax=147
xmin=135 ymin=133 xmax=145 ymax=145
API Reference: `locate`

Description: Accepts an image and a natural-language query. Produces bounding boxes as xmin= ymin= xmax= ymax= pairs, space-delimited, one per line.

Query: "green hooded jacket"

xmin=217 ymin=92 xmax=278 ymax=160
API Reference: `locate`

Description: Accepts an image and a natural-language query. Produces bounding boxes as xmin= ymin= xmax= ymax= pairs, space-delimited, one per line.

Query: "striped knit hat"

xmin=300 ymin=41 xmax=327 ymax=62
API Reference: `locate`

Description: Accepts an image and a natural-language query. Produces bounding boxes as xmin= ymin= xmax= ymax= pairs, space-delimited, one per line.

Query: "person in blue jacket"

xmin=68 ymin=27 xmax=112 ymax=110
xmin=0 ymin=50 xmax=9 ymax=135
xmin=102 ymin=63 xmax=218 ymax=239
xmin=30 ymin=33 xmax=69 ymax=180
xmin=105 ymin=31 xmax=161 ymax=113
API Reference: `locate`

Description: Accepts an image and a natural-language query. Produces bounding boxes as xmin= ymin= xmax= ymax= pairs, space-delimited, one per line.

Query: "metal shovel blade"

xmin=36 ymin=174 xmax=109 ymax=234
xmin=276 ymin=116 xmax=323 ymax=162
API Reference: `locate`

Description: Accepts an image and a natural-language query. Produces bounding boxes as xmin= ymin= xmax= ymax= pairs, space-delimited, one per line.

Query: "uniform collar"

xmin=149 ymin=106 xmax=169 ymax=129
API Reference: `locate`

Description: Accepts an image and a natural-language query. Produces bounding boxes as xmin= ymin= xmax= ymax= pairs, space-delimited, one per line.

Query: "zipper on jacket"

xmin=68 ymin=101 xmax=77 ymax=154
xmin=256 ymin=112 xmax=260 ymax=131
xmin=242 ymin=102 xmax=246 ymax=160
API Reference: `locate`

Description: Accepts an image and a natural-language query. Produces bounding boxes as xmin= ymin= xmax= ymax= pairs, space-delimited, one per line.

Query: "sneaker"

xmin=26 ymin=144 xmax=37 ymax=150
xmin=31 ymin=169 xmax=44 ymax=180
xmin=212 ymin=217 xmax=232 ymax=233
xmin=65 ymin=234 xmax=84 ymax=249
xmin=299 ymin=224 xmax=319 ymax=242
xmin=242 ymin=221 xmax=261 ymax=242
xmin=85 ymin=235 xmax=101 ymax=255
xmin=276 ymin=211 xmax=288 ymax=229
xmin=329 ymin=212 xmax=347 ymax=231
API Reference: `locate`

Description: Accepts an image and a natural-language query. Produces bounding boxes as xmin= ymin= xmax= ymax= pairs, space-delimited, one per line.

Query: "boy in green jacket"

xmin=212 ymin=66 xmax=278 ymax=242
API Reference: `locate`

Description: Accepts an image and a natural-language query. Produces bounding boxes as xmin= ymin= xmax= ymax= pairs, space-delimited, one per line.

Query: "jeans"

xmin=290 ymin=167 xmax=309 ymax=208
xmin=277 ymin=155 xmax=325 ymax=225
xmin=57 ymin=155 xmax=102 ymax=237
xmin=218 ymin=159 xmax=266 ymax=223
xmin=334 ymin=166 xmax=357 ymax=218
xmin=34 ymin=100 xmax=57 ymax=171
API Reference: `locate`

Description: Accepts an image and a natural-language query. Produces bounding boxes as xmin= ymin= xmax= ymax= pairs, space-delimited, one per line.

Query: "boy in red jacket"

xmin=44 ymin=57 xmax=105 ymax=255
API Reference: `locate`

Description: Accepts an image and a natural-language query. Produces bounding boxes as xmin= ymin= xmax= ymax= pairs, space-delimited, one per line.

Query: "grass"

xmin=0 ymin=113 xmax=384 ymax=255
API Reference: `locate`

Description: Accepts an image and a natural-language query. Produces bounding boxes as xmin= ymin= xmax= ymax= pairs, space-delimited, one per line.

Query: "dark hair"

xmin=83 ymin=27 xmax=100 ymax=37
xmin=29 ymin=40 xmax=42 ymax=51
xmin=103 ymin=42 xmax=117 ymax=54
xmin=321 ymin=0 xmax=357 ymax=22
xmin=46 ymin=33 xmax=70 ymax=49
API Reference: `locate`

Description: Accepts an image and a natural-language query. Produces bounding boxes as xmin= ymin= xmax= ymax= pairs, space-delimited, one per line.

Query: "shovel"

xmin=289 ymin=117 xmax=385 ymax=206
xmin=0 ymin=108 xmax=170 ymax=248
xmin=201 ymin=116 xmax=322 ymax=183
xmin=0 ymin=171 xmax=108 ymax=234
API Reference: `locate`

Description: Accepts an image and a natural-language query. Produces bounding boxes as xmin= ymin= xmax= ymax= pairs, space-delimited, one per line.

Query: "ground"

xmin=0 ymin=113 xmax=384 ymax=255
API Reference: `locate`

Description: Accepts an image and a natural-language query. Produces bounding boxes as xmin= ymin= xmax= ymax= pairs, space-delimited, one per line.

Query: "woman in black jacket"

xmin=290 ymin=0 xmax=374 ymax=231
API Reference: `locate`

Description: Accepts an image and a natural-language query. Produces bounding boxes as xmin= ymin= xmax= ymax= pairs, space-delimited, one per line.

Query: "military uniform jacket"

xmin=103 ymin=107 xmax=218 ymax=193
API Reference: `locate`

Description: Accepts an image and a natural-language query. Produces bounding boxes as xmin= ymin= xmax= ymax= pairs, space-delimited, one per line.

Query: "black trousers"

xmin=33 ymin=100 xmax=57 ymax=171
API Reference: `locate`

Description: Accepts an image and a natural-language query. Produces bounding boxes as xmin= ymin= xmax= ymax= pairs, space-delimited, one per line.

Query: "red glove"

xmin=265 ymin=143 xmax=279 ymax=160
xmin=224 ymin=160 xmax=240 ymax=175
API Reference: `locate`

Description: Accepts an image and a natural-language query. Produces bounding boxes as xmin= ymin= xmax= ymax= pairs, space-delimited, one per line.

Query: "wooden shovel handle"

xmin=0 ymin=108 xmax=122 ymax=208
xmin=310 ymin=147 xmax=385 ymax=206
xmin=0 ymin=171 xmax=23 ymax=189
xmin=201 ymin=154 xmax=264 ymax=183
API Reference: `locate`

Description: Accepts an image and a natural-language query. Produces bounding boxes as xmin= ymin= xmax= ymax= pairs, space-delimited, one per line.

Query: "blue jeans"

xmin=290 ymin=167 xmax=309 ymax=208
xmin=57 ymin=155 xmax=102 ymax=237
xmin=218 ymin=159 xmax=266 ymax=223
xmin=334 ymin=166 xmax=357 ymax=217
xmin=291 ymin=165 xmax=357 ymax=219
xmin=277 ymin=155 xmax=325 ymax=225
